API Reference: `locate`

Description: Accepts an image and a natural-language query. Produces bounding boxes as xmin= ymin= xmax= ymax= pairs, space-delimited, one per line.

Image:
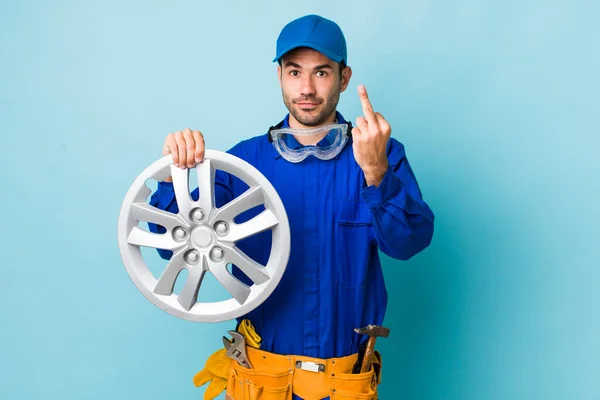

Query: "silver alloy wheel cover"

xmin=118 ymin=151 xmax=290 ymax=322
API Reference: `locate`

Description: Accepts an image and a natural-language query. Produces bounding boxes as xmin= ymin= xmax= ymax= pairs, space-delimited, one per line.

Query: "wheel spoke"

xmin=127 ymin=227 xmax=185 ymax=250
xmin=170 ymin=164 xmax=192 ymax=217
xmin=154 ymin=248 xmax=187 ymax=295
xmin=222 ymin=245 xmax=269 ymax=284
xmin=213 ymin=186 xmax=264 ymax=223
xmin=177 ymin=257 xmax=207 ymax=311
xmin=208 ymin=259 xmax=251 ymax=304
xmin=131 ymin=202 xmax=188 ymax=230
xmin=225 ymin=210 xmax=278 ymax=243
xmin=195 ymin=160 xmax=216 ymax=214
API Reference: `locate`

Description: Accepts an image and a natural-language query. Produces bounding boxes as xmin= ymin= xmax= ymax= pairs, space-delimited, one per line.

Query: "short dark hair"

xmin=338 ymin=62 xmax=346 ymax=77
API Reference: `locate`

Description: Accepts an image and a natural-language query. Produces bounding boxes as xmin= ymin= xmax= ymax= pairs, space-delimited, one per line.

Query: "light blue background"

xmin=1 ymin=1 xmax=598 ymax=399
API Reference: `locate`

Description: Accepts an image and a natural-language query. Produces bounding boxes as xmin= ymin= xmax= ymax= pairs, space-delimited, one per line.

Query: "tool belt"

xmin=225 ymin=346 xmax=382 ymax=400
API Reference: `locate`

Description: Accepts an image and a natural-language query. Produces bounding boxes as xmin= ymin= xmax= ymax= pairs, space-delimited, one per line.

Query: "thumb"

xmin=204 ymin=377 xmax=228 ymax=400
xmin=193 ymin=369 xmax=214 ymax=387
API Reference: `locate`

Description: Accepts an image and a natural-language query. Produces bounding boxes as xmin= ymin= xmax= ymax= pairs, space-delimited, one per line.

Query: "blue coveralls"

xmin=149 ymin=112 xmax=434 ymax=396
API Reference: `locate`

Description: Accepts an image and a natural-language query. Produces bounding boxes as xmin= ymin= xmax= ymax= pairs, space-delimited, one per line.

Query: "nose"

xmin=299 ymin=74 xmax=316 ymax=97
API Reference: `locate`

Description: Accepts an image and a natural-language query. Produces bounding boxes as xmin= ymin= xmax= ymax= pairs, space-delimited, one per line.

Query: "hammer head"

xmin=354 ymin=324 xmax=390 ymax=338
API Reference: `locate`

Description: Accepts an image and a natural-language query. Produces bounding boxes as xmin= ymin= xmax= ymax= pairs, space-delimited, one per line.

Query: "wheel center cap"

xmin=192 ymin=226 xmax=214 ymax=248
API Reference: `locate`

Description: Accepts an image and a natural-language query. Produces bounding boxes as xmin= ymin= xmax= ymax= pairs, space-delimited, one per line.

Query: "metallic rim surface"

xmin=118 ymin=151 xmax=290 ymax=322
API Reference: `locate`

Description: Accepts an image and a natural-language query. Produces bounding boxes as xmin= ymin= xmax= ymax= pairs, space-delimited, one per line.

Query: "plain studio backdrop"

xmin=1 ymin=1 xmax=598 ymax=399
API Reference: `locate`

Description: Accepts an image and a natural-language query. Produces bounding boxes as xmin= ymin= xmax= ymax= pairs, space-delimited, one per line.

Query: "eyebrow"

xmin=283 ymin=62 xmax=334 ymax=71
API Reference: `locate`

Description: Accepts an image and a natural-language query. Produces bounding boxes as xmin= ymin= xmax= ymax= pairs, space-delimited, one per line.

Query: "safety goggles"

xmin=269 ymin=123 xmax=351 ymax=163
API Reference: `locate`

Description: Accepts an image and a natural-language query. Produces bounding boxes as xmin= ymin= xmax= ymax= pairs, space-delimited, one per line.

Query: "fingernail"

xmin=195 ymin=157 xmax=201 ymax=162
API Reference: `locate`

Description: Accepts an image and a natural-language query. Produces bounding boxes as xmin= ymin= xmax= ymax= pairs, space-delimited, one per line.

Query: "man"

xmin=149 ymin=14 xmax=434 ymax=399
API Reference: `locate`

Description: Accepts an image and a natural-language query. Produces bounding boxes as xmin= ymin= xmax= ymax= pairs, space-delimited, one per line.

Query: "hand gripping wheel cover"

xmin=117 ymin=150 xmax=291 ymax=323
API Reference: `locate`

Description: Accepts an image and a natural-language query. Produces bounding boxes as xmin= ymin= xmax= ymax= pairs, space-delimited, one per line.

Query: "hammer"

xmin=354 ymin=324 xmax=390 ymax=373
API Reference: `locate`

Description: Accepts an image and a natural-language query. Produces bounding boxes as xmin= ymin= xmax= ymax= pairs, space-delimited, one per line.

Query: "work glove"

xmin=192 ymin=348 xmax=232 ymax=400
xmin=237 ymin=319 xmax=262 ymax=348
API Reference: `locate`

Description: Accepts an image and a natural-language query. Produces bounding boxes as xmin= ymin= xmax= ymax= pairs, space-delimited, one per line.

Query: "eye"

xmin=316 ymin=70 xmax=328 ymax=77
xmin=289 ymin=70 xmax=300 ymax=77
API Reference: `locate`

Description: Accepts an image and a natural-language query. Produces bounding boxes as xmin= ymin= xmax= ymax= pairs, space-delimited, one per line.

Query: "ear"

xmin=340 ymin=66 xmax=353 ymax=93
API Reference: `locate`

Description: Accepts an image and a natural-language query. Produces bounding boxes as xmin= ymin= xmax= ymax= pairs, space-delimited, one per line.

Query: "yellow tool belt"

xmin=225 ymin=346 xmax=382 ymax=400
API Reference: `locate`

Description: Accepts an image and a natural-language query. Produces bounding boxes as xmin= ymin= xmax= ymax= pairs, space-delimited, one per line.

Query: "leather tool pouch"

xmin=328 ymin=351 xmax=381 ymax=400
xmin=225 ymin=350 xmax=382 ymax=400
xmin=226 ymin=359 xmax=293 ymax=400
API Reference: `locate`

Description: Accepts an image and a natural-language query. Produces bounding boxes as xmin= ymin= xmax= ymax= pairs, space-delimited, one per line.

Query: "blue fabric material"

xmin=148 ymin=111 xmax=434 ymax=369
xmin=273 ymin=14 xmax=347 ymax=64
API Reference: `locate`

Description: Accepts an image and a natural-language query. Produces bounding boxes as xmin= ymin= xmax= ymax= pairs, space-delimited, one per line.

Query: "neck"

xmin=289 ymin=111 xmax=338 ymax=145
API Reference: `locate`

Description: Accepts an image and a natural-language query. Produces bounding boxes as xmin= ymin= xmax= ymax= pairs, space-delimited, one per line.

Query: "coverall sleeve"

xmin=360 ymin=138 xmax=435 ymax=260
xmin=147 ymin=168 xmax=235 ymax=260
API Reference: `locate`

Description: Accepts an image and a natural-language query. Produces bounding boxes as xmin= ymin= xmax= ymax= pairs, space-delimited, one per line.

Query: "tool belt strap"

xmin=226 ymin=346 xmax=382 ymax=400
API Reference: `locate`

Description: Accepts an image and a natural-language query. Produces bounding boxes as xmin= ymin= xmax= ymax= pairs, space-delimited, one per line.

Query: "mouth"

xmin=296 ymin=102 xmax=319 ymax=110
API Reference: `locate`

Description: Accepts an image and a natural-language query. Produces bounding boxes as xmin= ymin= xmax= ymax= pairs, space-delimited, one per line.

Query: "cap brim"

xmin=273 ymin=41 xmax=344 ymax=64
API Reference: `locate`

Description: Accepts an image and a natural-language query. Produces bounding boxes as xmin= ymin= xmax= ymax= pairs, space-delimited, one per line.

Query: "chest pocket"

xmin=338 ymin=197 xmax=372 ymax=225
xmin=336 ymin=199 xmax=375 ymax=288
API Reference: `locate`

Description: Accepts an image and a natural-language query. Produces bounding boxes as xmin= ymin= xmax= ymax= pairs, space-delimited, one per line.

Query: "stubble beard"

xmin=282 ymin=85 xmax=341 ymax=127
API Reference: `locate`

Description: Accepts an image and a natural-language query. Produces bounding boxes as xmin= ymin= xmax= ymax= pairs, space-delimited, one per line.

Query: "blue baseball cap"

xmin=273 ymin=14 xmax=347 ymax=65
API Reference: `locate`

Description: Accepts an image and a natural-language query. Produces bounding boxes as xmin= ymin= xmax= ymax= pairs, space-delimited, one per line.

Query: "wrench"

xmin=222 ymin=330 xmax=253 ymax=369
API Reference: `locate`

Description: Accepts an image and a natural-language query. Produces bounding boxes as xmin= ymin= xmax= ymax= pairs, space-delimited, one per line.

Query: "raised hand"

xmin=352 ymin=85 xmax=391 ymax=187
